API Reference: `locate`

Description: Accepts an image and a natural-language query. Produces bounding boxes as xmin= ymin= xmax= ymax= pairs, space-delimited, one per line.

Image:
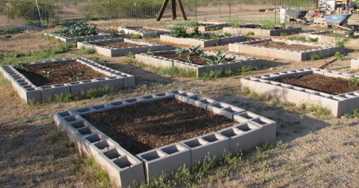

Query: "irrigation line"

xmin=0 ymin=115 xmax=52 ymax=128
xmin=0 ymin=86 xmax=239 ymax=128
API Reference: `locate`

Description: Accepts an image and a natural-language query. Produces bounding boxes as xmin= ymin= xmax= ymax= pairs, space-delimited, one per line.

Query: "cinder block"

xmin=137 ymin=143 xmax=191 ymax=182
xmin=181 ymin=133 xmax=229 ymax=166
xmin=218 ymin=122 xmax=262 ymax=154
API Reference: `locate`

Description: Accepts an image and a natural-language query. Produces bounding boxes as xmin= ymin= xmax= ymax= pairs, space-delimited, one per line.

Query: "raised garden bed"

xmin=160 ymin=33 xmax=245 ymax=47
xmin=44 ymin=32 xmax=112 ymax=42
xmin=118 ymin=26 xmax=172 ymax=38
xmin=299 ymin=31 xmax=359 ymax=47
xmin=223 ymin=24 xmax=302 ymax=36
xmin=229 ymin=38 xmax=343 ymax=61
xmin=0 ymin=58 xmax=135 ymax=103
xmin=192 ymin=21 xmax=230 ymax=32
xmin=54 ymin=90 xmax=277 ymax=187
xmin=240 ymin=68 xmax=359 ymax=117
xmin=135 ymin=49 xmax=261 ymax=76
xmin=77 ymin=38 xmax=170 ymax=57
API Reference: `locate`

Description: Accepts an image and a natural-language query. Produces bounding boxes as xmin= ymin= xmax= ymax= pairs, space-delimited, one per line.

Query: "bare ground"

xmin=1 ymin=16 xmax=359 ymax=188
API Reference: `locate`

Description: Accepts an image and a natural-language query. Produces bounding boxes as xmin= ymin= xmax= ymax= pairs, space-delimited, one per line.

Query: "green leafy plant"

xmin=309 ymin=37 xmax=319 ymax=42
xmin=200 ymin=50 xmax=235 ymax=64
xmin=89 ymin=57 xmax=109 ymax=66
xmin=186 ymin=45 xmax=201 ymax=55
xmin=246 ymin=31 xmax=255 ymax=36
xmin=348 ymin=77 xmax=359 ymax=86
xmin=147 ymin=49 xmax=156 ymax=56
xmin=54 ymin=22 xmax=98 ymax=37
xmin=310 ymin=55 xmax=321 ymax=60
xmin=238 ymin=64 xmax=259 ymax=75
xmin=334 ymin=51 xmax=346 ymax=60
xmin=332 ymin=33 xmax=351 ymax=47
xmin=42 ymin=70 xmax=54 ymax=77
xmin=69 ymin=72 xmax=84 ymax=81
xmin=174 ymin=48 xmax=188 ymax=57
xmin=186 ymin=55 xmax=195 ymax=64
xmin=16 ymin=62 xmax=28 ymax=69
xmin=130 ymin=34 xmax=142 ymax=39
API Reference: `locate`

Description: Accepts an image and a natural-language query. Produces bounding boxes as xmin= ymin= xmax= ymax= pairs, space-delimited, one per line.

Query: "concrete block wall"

xmin=0 ymin=58 xmax=135 ymax=103
xmin=44 ymin=32 xmax=112 ymax=42
xmin=229 ymin=38 xmax=343 ymax=61
xmin=351 ymin=59 xmax=359 ymax=70
xmin=240 ymin=68 xmax=359 ymax=117
xmin=197 ymin=22 xmax=230 ymax=32
xmin=223 ymin=26 xmax=302 ymax=36
xmin=135 ymin=50 xmax=260 ymax=76
xmin=54 ymin=90 xmax=277 ymax=185
xmin=77 ymin=38 xmax=170 ymax=57
xmin=300 ymin=31 xmax=359 ymax=48
xmin=118 ymin=26 xmax=172 ymax=38
xmin=160 ymin=34 xmax=245 ymax=47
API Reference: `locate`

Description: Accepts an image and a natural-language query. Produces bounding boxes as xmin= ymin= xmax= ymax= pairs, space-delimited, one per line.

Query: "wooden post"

xmin=172 ymin=0 xmax=177 ymax=20
xmin=156 ymin=0 xmax=170 ymax=21
xmin=156 ymin=0 xmax=188 ymax=21
xmin=176 ymin=0 xmax=188 ymax=20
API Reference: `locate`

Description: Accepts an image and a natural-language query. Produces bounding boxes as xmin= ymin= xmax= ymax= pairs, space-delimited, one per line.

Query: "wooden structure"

xmin=156 ymin=0 xmax=187 ymax=21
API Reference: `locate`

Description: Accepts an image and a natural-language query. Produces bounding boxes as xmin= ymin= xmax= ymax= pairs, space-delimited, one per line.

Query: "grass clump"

xmin=81 ymin=46 xmax=96 ymax=54
xmin=334 ymin=51 xmax=346 ymax=60
xmin=130 ymin=34 xmax=143 ymax=39
xmin=310 ymin=55 xmax=321 ymax=60
xmin=348 ymin=77 xmax=359 ymax=86
xmin=89 ymin=57 xmax=109 ymax=66
xmin=288 ymin=36 xmax=307 ymax=42
xmin=55 ymin=85 xmax=117 ymax=102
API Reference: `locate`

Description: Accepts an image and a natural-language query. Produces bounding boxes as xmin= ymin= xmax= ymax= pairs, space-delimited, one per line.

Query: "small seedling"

xmin=147 ymin=49 xmax=156 ymax=56
xmin=42 ymin=70 xmax=54 ymax=77
xmin=348 ymin=77 xmax=359 ymax=86
xmin=69 ymin=72 xmax=84 ymax=81
xmin=16 ymin=62 xmax=28 ymax=69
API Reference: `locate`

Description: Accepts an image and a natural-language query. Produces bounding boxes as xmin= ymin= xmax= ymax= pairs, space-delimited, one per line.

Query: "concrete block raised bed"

xmin=44 ymin=32 xmax=112 ymax=42
xmin=135 ymin=50 xmax=261 ymax=77
xmin=223 ymin=25 xmax=302 ymax=36
xmin=118 ymin=26 xmax=172 ymax=38
xmin=240 ymin=68 xmax=359 ymax=117
xmin=351 ymin=58 xmax=359 ymax=70
xmin=77 ymin=38 xmax=170 ymax=57
xmin=53 ymin=90 xmax=277 ymax=186
xmin=160 ymin=33 xmax=245 ymax=47
xmin=229 ymin=38 xmax=343 ymax=61
xmin=193 ymin=21 xmax=230 ymax=32
xmin=0 ymin=57 xmax=135 ymax=103
xmin=300 ymin=31 xmax=359 ymax=48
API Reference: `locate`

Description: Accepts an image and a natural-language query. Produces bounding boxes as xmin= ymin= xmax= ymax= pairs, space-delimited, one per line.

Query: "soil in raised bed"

xmin=276 ymin=73 xmax=359 ymax=95
xmin=16 ymin=61 xmax=107 ymax=86
xmin=249 ymin=41 xmax=321 ymax=51
xmin=82 ymin=98 xmax=237 ymax=155
xmin=155 ymin=52 xmax=235 ymax=65
xmin=96 ymin=41 xmax=147 ymax=48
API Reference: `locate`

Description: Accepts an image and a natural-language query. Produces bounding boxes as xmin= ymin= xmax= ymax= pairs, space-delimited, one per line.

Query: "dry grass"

xmin=1 ymin=14 xmax=359 ymax=188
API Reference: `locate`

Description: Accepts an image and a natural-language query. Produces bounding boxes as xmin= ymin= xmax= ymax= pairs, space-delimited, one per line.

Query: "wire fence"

xmin=0 ymin=0 xmax=318 ymax=27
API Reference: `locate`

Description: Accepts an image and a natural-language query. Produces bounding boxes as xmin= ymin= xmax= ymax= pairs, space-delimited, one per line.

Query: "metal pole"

xmin=195 ymin=0 xmax=197 ymax=20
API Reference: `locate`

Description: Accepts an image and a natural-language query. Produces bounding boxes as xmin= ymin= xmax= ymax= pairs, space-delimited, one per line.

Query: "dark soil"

xmin=82 ymin=98 xmax=237 ymax=155
xmin=249 ymin=41 xmax=321 ymax=51
xmin=276 ymin=73 xmax=359 ymax=95
xmin=156 ymin=52 xmax=235 ymax=65
xmin=96 ymin=41 xmax=147 ymax=48
xmin=16 ymin=61 xmax=107 ymax=86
